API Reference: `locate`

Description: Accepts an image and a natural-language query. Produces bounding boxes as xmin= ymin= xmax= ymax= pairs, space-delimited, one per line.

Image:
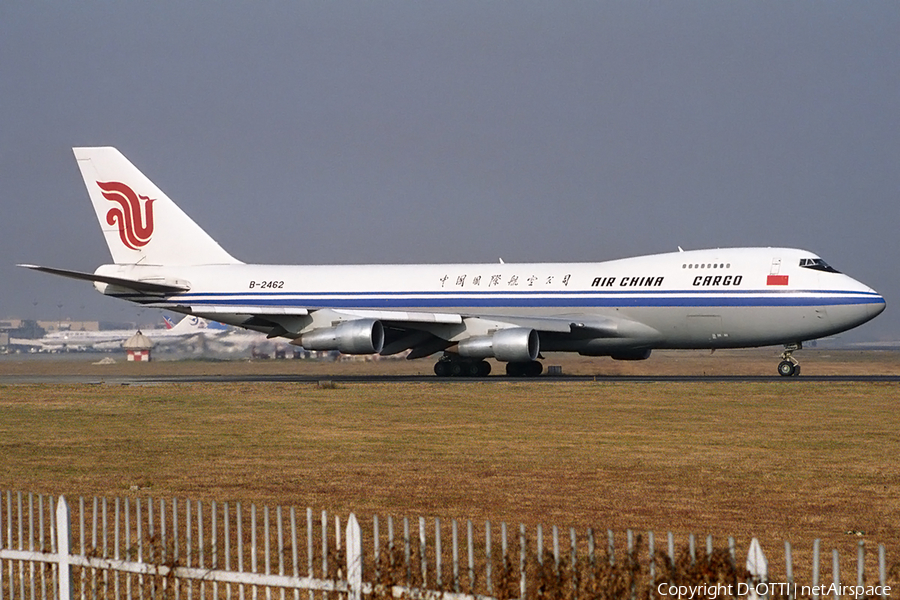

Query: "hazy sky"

xmin=1 ymin=2 xmax=897 ymax=340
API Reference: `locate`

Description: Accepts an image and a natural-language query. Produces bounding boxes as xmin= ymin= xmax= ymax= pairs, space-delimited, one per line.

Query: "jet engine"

xmin=457 ymin=328 xmax=539 ymax=362
xmin=295 ymin=319 xmax=384 ymax=354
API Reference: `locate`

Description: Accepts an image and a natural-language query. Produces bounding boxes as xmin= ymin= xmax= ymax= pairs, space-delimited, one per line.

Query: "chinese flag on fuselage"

xmin=767 ymin=275 xmax=789 ymax=286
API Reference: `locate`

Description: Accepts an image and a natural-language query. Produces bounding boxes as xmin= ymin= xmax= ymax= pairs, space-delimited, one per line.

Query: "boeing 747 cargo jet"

xmin=21 ymin=147 xmax=885 ymax=377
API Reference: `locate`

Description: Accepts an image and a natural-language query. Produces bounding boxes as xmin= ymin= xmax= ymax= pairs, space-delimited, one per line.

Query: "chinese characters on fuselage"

xmin=439 ymin=273 xmax=572 ymax=288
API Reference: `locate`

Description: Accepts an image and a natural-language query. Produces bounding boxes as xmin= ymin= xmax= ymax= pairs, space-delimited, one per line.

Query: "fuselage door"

xmin=770 ymin=258 xmax=782 ymax=275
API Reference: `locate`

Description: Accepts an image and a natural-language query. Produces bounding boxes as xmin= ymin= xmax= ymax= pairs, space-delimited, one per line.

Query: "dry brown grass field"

xmin=1 ymin=349 xmax=899 ymax=584
xmin=1 ymin=347 xmax=899 ymax=378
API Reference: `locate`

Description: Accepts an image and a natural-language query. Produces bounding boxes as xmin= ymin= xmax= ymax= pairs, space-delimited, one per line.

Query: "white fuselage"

xmin=93 ymin=247 xmax=884 ymax=353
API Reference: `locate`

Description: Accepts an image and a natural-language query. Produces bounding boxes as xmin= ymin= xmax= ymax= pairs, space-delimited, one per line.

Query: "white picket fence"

xmin=0 ymin=491 xmax=893 ymax=600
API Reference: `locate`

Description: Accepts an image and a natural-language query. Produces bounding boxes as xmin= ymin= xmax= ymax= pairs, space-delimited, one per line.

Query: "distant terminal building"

xmin=37 ymin=320 xmax=101 ymax=333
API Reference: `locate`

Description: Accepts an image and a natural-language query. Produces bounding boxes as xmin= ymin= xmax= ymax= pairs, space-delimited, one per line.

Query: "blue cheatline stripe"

xmin=111 ymin=292 xmax=884 ymax=309
xmin=146 ymin=287 xmax=883 ymax=299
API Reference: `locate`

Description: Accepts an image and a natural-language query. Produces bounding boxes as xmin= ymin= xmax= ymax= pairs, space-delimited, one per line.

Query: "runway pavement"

xmin=3 ymin=373 xmax=899 ymax=384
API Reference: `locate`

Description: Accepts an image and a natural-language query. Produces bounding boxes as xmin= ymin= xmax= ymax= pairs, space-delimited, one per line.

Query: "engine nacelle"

xmin=296 ymin=319 xmax=384 ymax=354
xmin=457 ymin=328 xmax=540 ymax=362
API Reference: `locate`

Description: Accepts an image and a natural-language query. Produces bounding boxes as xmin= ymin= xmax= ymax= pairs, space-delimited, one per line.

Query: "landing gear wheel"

xmin=477 ymin=361 xmax=492 ymax=377
xmin=777 ymin=343 xmax=802 ymax=377
xmin=777 ymin=360 xmax=797 ymax=377
xmin=434 ymin=361 xmax=450 ymax=377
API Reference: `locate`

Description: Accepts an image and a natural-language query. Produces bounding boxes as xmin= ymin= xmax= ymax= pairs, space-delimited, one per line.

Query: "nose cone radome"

xmin=831 ymin=277 xmax=886 ymax=333
xmin=851 ymin=278 xmax=885 ymax=326
xmin=868 ymin=293 xmax=886 ymax=320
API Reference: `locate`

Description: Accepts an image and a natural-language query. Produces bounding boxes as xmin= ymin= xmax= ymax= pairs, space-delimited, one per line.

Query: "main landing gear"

xmin=432 ymin=354 xmax=545 ymax=378
xmin=433 ymin=354 xmax=491 ymax=377
xmin=777 ymin=343 xmax=802 ymax=377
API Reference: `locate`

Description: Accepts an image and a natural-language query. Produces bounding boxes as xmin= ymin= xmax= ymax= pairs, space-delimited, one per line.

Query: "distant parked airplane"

xmin=164 ymin=314 xmax=230 ymax=334
xmin=11 ymin=315 xmax=218 ymax=350
xmin=21 ymin=147 xmax=885 ymax=376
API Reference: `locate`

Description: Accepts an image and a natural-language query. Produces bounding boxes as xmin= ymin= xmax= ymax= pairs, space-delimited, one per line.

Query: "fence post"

xmin=346 ymin=514 xmax=362 ymax=600
xmin=812 ymin=540 xmax=820 ymax=600
xmin=520 ymin=524 xmax=526 ymax=600
xmin=785 ymin=542 xmax=794 ymax=600
xmin=56 ymin=496 xmax=72 ymax=600
xmin=419 ymin=517 xmax=427 ymax=588
xmin=857 ymin=541 xmax=864 ymax=588
xmin=746 ymin=538 xmax=767 ymax=600
xmin=831 ymin=550 xmax=840 ymax=600
xmin=609 ymin=530 xmax=616 ymax=566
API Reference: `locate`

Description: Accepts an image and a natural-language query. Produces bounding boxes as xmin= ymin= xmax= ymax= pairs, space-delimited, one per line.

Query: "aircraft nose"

xmin=868 ymin=293 xmax=886 ymax=319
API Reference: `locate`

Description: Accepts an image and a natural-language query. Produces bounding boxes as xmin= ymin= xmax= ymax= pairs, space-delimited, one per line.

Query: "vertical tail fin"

xmin=168 ymin=316 xmax=208 ymax=333
xmin=73 ymin=147 xmax=242 ymax=265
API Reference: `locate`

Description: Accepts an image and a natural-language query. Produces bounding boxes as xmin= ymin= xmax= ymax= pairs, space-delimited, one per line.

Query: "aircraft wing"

xmin=158 ymin=304 xmax=311 ymax=316
xmin=149 ymin=301 xmax=656 ymax=358
xmin=329 ymin=309 xmax=463 ymax=325
xmin=8 ymin=337 xmax=48 ymax=349
xmin=152 ymin=304 xmax=628 ymax=333
xmin=461 ymin=314 xmax=623 ymax=335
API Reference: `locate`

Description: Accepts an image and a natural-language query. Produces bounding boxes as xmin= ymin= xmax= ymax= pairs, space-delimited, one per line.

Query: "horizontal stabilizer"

xmin=18 ymin=264 xmax=190 ymax=294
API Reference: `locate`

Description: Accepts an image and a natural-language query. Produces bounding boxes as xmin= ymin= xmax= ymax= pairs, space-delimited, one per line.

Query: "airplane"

xmin=10 ymin=315 xmax=221 ymax=351
xmin=164 ymin=313 xmax=278 ymax=355
xmin=164 ymin=314 xmax=230 ymax=335
xmin=20 ymin=147 xmax=885 ymax=376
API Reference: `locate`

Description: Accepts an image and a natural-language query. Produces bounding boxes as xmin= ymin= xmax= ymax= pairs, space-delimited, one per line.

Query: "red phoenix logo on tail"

xmin=97 ymin=181 xmax=155 ymax=250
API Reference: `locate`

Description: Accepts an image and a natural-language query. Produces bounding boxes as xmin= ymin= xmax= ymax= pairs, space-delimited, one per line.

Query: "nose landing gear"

xmin=777 ymin=343 xmax=802 ymax=377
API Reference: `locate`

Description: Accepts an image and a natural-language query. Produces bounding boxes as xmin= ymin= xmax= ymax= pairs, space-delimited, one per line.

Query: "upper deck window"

xmin=799 ymin=258 xmax=840 ymax=273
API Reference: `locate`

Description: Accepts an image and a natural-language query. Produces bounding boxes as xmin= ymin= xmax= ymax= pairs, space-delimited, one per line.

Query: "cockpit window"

xmin=799 ymin=258 xmax=841 ymax=273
